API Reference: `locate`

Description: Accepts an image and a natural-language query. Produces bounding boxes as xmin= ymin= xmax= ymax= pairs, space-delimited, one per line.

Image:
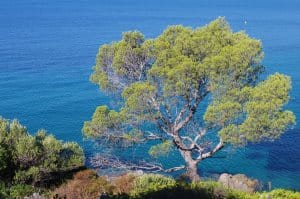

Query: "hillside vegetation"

xmin=0 ymin=117 xmax=85 ymax=198
xmin=52 ymin=171 xmax=300 ymax=199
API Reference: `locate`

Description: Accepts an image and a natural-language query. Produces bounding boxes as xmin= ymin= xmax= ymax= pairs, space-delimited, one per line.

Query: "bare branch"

xmin=174 ymin=89 xmax=209 ymax=132
xmin=179 ymin=129 xmax=206 ymax=151
xmin=174 ymin=78 xmax=208 ymax=132
xmin=194 ymin=128 xmax=206 ymax=143
xmin=174 ymin=103 xmax=190 ymax=127
xmin=173 ymin=136 xmax=195 ymax=151
xmin=105 ymin=132 xmax=162 ymax=143
xmin=197 ymin=138 xmax=224 ymax=161
xmin=150 ymin=96 xmax=173 ymax=135
xmin=164 ymin=165 xmax=186 ymax=172
xmin=90 ymin=154 xmax=185 ymax=173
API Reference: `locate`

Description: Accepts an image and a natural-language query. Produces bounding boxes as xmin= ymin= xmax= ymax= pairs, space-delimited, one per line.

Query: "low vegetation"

xmin=51 ymin=171 xmax=300 ymax=199
xmin=0 ymin=117 xmax=85 ymax=198
xmin=52 ymin=169 xmax=114 ymax=199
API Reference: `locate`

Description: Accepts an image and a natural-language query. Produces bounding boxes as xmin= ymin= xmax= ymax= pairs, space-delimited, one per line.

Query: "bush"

xmin=9 ymin=184 xmax=36 ymax=199
xmin=130 ymin=174 xmax=176 ymax=197
xmin=225 ymin=189 xmax=259 ymax=199
xmin=51 ymin=172 xmax=300 ymax=199
xmin=0 ymin=117 xmax=85 ymax=187
xmin=0 ymin=181 xmax=9 ymax=199
xmin=113 ymin=173 xmax=136 ymax=194
xmin=128 ymin=177 xmax=260 ymax=199
xmin=52 ymin=169 xmax=115 ymax=199
xmin=260 ymin=189 xmax=300 ymax=199
xmin=191 ymin=180 xmax=223 ymax=196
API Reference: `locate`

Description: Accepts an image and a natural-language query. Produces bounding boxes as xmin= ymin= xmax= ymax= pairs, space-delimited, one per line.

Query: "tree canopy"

xmin=83 ymin=18 xmax=295 ymax=181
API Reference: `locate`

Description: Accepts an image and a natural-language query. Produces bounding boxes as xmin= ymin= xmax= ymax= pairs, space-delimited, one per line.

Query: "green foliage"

xmin=240 ymin=74 xmax=295 ymax=142
xmin=0 ymin=146 xmax=8 ymax=172
xmin=130 ymin=174 xmax=176 ymax=197
xmin=90 ymin=31 xmax=151 ymax=91
xmin=0 ymin=117 xmax=85 ymax=192
xmin=86 ymin=17 xmax=295 ymax=145
xmin=14 ymin=167 xmax=40 ymax=184
xmin=83 ymin=105 xmax=126 ymax=138
xmin=260 ymin=189 xmax=300 ymax=199
xmin=85 ymin=17 xmax=295 ymax=181
xmin=9 ymin=184 xmax=36 ymax=199
xmin=0 ymin=181 xmax=9 ymax=199
xmin=128 ymin=175 xmax=300 ymax=199
xmin=51 ymin=172 xmax=299 ymax=199
xmin=122 ymin=82 xmax=156 ymax=115
xmin=149 ymin=140 xmax=172 ymax=157
xmin=61 ymin=142 xmax=86 ymax=168
xmin=211 ymin=73 xmax=296 ymax=145
xmin=125 ymin=175 xmax=260 ymax=199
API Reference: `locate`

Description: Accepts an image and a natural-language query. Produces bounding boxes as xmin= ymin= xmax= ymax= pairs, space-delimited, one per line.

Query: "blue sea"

xmin=0 ymin=0 xmax=299 ymax=190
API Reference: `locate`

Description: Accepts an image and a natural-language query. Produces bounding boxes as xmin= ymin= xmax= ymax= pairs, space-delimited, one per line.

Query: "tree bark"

xmin=186 ymin=161 xmax=200 ymax=182
xmin=180 ymin=150 xmax=200 ymax=182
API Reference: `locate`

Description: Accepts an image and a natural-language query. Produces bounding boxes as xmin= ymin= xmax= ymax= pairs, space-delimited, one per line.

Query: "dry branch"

xmin=90 ymin=154 xmax=185 ymax=173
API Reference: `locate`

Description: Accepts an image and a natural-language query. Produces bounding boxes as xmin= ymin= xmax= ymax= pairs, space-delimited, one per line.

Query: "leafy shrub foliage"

xmin=0 ymin=117 xmax=85 ymax=198
xmin=130 ymin=174 xmax=176 ymax=197
xmin=106 ymin=174 xmax=300 ymax=199
xmin=260 ymin=189 xmax=300 ymax=199
xmin=0 ymin=182 xmax=9 ymax=199
xmin=49 ymin=172 xmax=300 ymax=199
xmin=9 ymin=184 xmax=36 ymax=199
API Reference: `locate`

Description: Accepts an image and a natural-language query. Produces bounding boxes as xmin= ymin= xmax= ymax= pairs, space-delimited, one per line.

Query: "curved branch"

xmin=182 ymin=128 xmax=206 ymax=147
xmin=173 ymin=136 xmax=195 ymax=151
xmin=197 ymin=139 xmax=224 ymax=161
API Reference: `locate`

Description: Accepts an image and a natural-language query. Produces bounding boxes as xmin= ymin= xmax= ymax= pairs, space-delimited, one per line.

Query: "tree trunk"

xmin=180 ymin=150 xmax=200 ymax=182
xmin=186 ymin=161 xmax=200 ymax=182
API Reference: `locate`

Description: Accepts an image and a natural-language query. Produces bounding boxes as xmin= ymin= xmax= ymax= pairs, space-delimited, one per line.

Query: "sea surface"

xmin=0 ymin=0 xmax=299 ymax=190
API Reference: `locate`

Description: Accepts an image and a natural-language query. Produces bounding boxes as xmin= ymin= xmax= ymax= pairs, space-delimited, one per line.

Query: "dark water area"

xmin=0 ymin=0 xmax=299 ymax=190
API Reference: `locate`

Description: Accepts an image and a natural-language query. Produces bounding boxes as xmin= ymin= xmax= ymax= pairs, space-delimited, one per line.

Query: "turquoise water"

xmin=0 ymin=0 xmax=299 ymax=190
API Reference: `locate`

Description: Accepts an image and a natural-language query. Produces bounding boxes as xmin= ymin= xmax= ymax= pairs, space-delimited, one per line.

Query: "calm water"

xmin=0 ymin=0 xmax=299 ymax=190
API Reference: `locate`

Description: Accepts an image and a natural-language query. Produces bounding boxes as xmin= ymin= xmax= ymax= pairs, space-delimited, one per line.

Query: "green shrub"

xmin=130 ymin=174 xmax=176 ymax=197
xmin=192 ymin=181 xmax=261 ymax=199
xmin=0 ymin=146 xmax=8 ymax=172
xmin=0 ymin=181 xmax=9 ymax=199
xmin=51 ymin=172 xmax=300 ymax=199
xmin=260 ymin=189 xmax=300 ymax=199
xmin=129 ymin=178 xmax=260 ymax=199
xmin=191 ymin=180 xmax=223 ymax=196
xmin=10 ymin=184 xmax=35 ymax=199
xmin=225 ymin=189 xmax=259 ymax=199
xmin=0 ymin=117 xmax=85 ymax=187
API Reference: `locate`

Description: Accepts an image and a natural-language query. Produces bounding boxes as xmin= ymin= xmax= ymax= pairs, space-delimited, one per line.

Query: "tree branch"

xmin=176 ymin=128 xmax=206 ymax=152
xmin=174 ymin=90 xmax=209 ymax=132
xmin=150 ymin=96 xmax=173 ymax=135
xmin=197 ymin=138 xmax=224 ymax=161
xmin=90 ymin=154 xmax=185 ymax=173
xmin=173 ymin=135 xmax=195 ymax=151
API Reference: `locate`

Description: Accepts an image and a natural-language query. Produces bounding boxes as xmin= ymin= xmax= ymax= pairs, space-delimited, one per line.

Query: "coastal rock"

xmin=218 ymin=173 xmax=259 ymax=193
